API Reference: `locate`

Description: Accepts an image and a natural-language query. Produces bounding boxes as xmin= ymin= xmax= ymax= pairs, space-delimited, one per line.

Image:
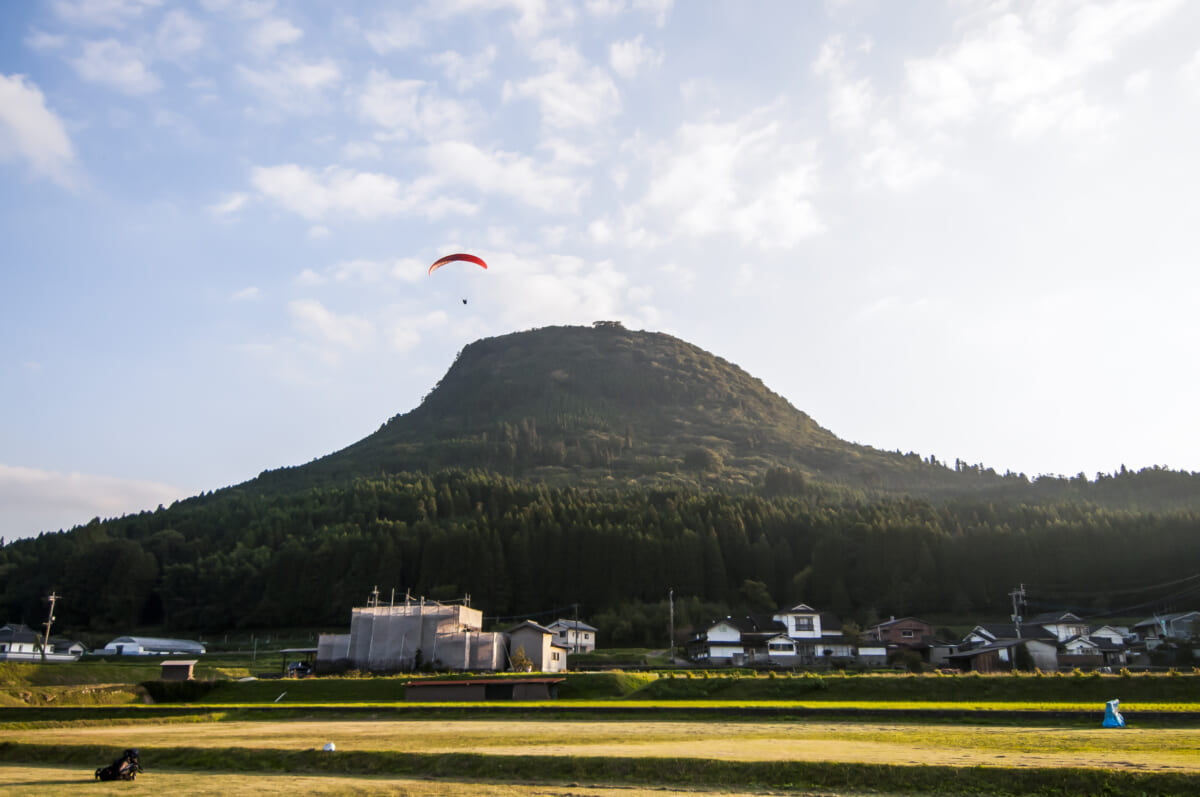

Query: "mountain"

xmin=262 ymin=322 xmax=997 ymax=495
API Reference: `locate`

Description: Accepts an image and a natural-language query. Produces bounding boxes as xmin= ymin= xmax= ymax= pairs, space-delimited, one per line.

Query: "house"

xmin=547 ymin=619 xmax=597 ymax=653
xmin=867 ymin=616 xmax=936 ymax=650
xmin=688 ymin=605 xmax=854 ymax=667
xmin=963 ymin=623 xmax=1057 ymax=648
xmin=947 ymin=639 xmax=1058 ymax=673
xmin=687 ymin=618 xmax=748 ymax=664
xmin=508 ymin=620 xmax=568 ymax=673
xmin=1059 ymin=636 xmax=1104 ymax=670
xmin=0 ymin=624 xmax=82 ymax=662
xmin=1027 ymin=612 xmax=1090 ymax=642
xmin=1132 ymin=612 xmax=1200 ymax=649
xmin=98 ymin=636 xmax=205 ymax=656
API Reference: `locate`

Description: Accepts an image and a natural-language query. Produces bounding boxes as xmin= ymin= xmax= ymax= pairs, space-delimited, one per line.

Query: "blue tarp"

xmin=1103 ymin=698 xmax=1125 ymax=728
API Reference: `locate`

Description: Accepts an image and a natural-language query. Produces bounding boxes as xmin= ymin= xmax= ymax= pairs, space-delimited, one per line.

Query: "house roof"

xmin=508 ymin=620 xmax=554 ymax=635
xmin=0 ymin=624 xmax=39 ymax=644
xmin=948 ymin=638 xmax=1056 ymax=659
xmin=1028 ymin=611 xmax=1086 ymax=624
xmin=968 ymin=623 xmax=1056 ymax=643
xmin=871 ymin=616 xmax=933 ymax=630
xmin=548 ymin=619 xmax=597 ymax=632
xmin=819 ymin=613 xmax=843 ymax=632
xmin=777 ymin=603 xmax=817 ymax=614
xmin=1133 ymin=611 xmax=1200 ymax=630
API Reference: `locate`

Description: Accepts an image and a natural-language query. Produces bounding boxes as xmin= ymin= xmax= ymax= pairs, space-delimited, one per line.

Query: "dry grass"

xmin=8 ymin=718 xmax=1200 ymax=773
xmin=0 ymin=764 xmax=886 ymax=797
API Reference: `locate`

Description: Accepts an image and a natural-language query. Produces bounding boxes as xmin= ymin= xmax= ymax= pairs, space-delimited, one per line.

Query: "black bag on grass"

xmin=95 ymin=748 xmax=142 ymax=781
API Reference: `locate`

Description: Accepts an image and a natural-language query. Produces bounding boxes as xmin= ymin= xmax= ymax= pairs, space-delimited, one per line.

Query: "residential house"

xmin=1027 ymin=612 xmax=1090 ymax=642
xmin=547 ymin=619 xmax=597 ymax=653
xmin=508 ymin=620 xmax=568 ymax=673
xmin=947 ymin=638 xmax=1059 ymax=673
xmin=688 ymin=604 xmax=852 ymax=667
xmin=867 ymin=616 xmax=936 ymax=652
xmin=0 ymin=624 xmax=82 ymax=662
xmin=1132 ymin=612 xmax=1200 ymax=649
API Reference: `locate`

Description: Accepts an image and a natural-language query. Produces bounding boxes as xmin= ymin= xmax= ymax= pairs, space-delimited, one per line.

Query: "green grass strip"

xmin=1 ymin=741 xmax=1197 ymax=797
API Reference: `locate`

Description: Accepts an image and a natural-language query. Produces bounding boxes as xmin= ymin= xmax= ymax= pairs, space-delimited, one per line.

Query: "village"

xmin=4 ymin=594 xmax=1196 ymax=677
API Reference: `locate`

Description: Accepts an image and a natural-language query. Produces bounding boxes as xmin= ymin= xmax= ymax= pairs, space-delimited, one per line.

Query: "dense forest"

xmin=4 ymin=325 xmax=1199 ymax=645
xmin=3 ymin=467 xmax=1197 ymax=646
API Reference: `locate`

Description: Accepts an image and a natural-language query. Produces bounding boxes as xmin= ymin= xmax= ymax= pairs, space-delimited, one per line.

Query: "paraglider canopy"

xmin=428 ymin=253 xmax=487 ymax=275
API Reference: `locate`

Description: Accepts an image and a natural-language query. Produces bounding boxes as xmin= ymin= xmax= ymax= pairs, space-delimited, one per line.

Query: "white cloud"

xmin=289 ymin=299 xmax=372 ymax=350
xmin=813 ymin=37 xmax=875 ymax=133
xmin=902 ymin=0 xmax=1185 ymax=139
xmin=251 ymin=163 xmax=476 ymax=221
xmin=426 ymin=140 xmax=584 ymax=211
xmin=230 ymin=286 xmax=260 ymax=301
xmin=609 ymin=35 xmax=663 ymax=80
xmin=237 ymin=57 xmax=340 ymax=112
xmin=25 ymin=30 xmax=68 ymax=51
xmin=503 ymin=39 xmax=621 ymax=129
xmin=307 ymin=224 xmax=331 ymax=239
xmin=358 ymin=70 xmax=479 ymax=141
xmin=208 ymin=191 xmax=249 ymax=216
xmin=364 ymin=13 xmax=423 ymax=54
xmin=52 ymin=0 xmax=160 ymax=28
xmin=247 ymin=16 xmax=303 ymax=54
xmin=633 ymin=0 xmax=673 ymax=27
xmin=429 ymin=46 xmax=497 ymax=91
xmin=0 ymin=74 xmax=76 ymax=186
xmin=0 ymin=463 xmax=186 ymax=539
xmin=71 ymin=39 xmax=161 ymax=95
xmin=156 ymin=10 xmax=206 ymax=60
xmin=433 ymin=0 xmax=572 ymax=40
xmin=629 ymin=109 xmax=824 ymax=248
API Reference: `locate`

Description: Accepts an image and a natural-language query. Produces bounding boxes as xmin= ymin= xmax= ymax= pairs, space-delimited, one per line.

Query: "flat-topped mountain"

xmin=267 ymin=322 xmax=988 ymax=494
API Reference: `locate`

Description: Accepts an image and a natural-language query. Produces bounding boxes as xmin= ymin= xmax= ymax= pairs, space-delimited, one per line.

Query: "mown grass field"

xmin=5 ymin=661 xmax=1200 ymax=794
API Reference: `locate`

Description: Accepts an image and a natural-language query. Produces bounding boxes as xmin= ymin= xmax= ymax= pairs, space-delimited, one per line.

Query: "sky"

xmin=3 ymin=0 xmax=1200 ymax=541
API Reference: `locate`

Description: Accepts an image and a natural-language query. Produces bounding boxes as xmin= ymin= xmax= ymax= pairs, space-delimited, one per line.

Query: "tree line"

xmin=1 ymin=467 xmax=1197 ymax=646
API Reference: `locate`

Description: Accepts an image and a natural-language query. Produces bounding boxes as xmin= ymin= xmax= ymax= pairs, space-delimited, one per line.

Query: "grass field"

xmin=6 ymin=662 xmax=1200 ymax=794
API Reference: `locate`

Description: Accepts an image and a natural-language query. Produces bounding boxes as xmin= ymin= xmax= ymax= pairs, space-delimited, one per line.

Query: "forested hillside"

xmin=4 ymin=323 xmax=1199 ymax=642
xmin=3 ymin=468 xmax=1197 ymax=643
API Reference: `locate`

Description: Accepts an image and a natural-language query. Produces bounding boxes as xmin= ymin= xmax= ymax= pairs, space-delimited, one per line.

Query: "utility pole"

xmin=1009 ymin=583 xmax=1026 ymax=640
xmin=41 ymin=592 xmax=58 ymax=663
xmin=668 ymin=588 xmax=675 ymax=665
xmin=1009 ymin=583 xmax=1026 ymax=673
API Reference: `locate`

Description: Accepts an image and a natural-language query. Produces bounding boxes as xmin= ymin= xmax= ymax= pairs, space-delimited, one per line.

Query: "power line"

xmin=485 ymin=602 xmax=580 ymax=624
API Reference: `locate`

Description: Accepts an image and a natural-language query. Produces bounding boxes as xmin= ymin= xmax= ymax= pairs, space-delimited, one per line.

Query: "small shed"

xmin=161 ymin=659 xmax=198 ymax=681
xmin=404 ymin=677 xmax=565 ymax=702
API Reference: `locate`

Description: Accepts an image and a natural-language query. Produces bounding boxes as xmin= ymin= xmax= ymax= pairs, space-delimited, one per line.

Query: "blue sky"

xmin=3 ymin=0 xmax=1200 ymax=540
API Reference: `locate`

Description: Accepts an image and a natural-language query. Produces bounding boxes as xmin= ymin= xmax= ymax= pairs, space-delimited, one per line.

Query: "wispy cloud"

xmin=609 ymin=34 xmax=663 ymax=80
xmin=0 ymin=463 xmax=186 ymax=539
xmin=0 ymin=74 xmax=76 ymax=186
xmin=289 ymin=298 xmax=373 ymax=350
xmin=250 ymin=163 xmax=476 ymax=221
xmin=52 ymin=0 xmax=161 ymax=28
xmin=237 ymin=57 xmax=340 ymax=112
xmin=503 ymin=39 xmax=620 ymax=129
xmin=71 ymin=38 xmax=161 ymax=94
xmin=247 ymin=15 xmax=303 ymax=55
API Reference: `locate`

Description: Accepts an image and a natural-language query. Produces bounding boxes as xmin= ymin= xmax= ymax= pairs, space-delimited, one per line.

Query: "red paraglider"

xmin=428 ymin=253 xmax=487 ymax=275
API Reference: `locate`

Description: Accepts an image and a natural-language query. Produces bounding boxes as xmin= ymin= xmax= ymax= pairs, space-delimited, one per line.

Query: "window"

xmin=794 ymin=617 xmax=814 ymax=631
xmin=551 ymin=651 xmax=560 ymax=661
xmin=901 ymin=630 xmax=915 ymax=639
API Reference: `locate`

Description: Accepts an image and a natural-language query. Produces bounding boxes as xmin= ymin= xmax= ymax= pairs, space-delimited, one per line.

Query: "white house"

xmin=99 ymin=636 xmax=206 ymax=656
xmin=0 ymin=624 xmax=81 ymax=662
xmin=547 ymin=619 xmax=597 ymax=653
xmin=688 ymin=605 xmax=854 ymax=667
xmin=1028 ymin=612 xmax=1090 ymax=642
xmin=507 ymin=620 xmax=568 ymax=673
xmin=688 ymin=619 xmax=746 ymax=664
